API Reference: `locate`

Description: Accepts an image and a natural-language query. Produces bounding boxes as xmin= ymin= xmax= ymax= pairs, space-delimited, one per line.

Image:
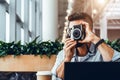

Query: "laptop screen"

xmin=64 ymin=62 xmax=120 ymax=80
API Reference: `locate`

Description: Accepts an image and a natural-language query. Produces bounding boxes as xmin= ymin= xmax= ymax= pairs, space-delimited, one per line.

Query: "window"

xmin=0 ymin=0 xmax=42 ymax=43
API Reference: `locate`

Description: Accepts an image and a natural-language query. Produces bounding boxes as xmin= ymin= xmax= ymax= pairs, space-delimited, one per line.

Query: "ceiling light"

xmin=98 ymin=0 xmax=105 ymax=4
xmin=93 ymin=9 xmax=97 ymax=14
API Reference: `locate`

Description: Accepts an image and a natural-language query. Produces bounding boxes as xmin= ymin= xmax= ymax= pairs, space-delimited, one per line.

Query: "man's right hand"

xmin=64 ymin=38 xmax=76 ymax=61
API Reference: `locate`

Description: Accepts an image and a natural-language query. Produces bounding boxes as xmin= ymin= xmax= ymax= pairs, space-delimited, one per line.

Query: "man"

xmin=51 ymin=12 xmax=120 ymax=80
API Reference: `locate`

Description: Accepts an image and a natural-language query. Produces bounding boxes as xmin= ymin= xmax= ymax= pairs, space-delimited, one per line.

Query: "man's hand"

xmin=64 ymin=38 xmax=76 ymax=61
xmin=77 ymin=21 xmax=114 ymax=61
xmin=78 ymin=21 xmax=100 ymax=44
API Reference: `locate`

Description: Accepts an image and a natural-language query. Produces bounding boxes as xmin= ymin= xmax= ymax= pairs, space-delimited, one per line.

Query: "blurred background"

xmin=0 ymin=0 xmax=120 ymax=79
xmin=0 ymin=0 xmax=120 ymax=43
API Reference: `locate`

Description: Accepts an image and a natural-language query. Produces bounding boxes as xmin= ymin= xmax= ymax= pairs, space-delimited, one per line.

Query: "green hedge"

xmin=0 ymin=37 xmax=119 ymax=58
xmin=105 ymin=38 xmax=120 ymax=52
xmin=0 ymin=37 xmax=64 ymax=58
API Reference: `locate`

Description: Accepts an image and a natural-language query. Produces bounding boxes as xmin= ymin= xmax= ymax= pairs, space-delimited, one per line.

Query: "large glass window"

xmin=0 ymin=0 xmax=42 ymax=43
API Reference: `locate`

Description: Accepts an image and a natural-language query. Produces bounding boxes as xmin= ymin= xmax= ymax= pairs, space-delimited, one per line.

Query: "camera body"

xmin=69 ymin=24 xmax=85 ymax=40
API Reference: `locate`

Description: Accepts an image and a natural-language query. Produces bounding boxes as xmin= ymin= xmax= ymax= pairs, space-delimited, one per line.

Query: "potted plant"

xmin=0 ymin=37 xmax=64 ymax=71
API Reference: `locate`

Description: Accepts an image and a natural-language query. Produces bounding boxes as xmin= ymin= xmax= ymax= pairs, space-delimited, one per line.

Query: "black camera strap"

xmin=74 ymin=41 xmax=79 ymax=62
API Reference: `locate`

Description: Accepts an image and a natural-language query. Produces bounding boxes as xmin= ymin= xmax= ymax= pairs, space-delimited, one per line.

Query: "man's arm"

xmin=56 ymin=58 xmax=71 ymax=79
xmin=56 ymin=38 xmax=76 ymax=79
xmin=51 ymin=50 xmax=65 ymax=80
xmin=79 ymin=21 xmax=114 ymax=61
xmin=91 ymin=36 xmax=114 ymax=61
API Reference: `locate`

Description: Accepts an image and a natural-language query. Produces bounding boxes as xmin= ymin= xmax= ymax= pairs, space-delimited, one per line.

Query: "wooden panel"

xmin=0 ymin=55 xmax=56 ymax=72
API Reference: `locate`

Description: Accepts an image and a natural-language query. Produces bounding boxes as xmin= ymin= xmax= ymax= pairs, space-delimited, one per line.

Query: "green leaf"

xmin=0 ymin=36 xmax=64 ymax=58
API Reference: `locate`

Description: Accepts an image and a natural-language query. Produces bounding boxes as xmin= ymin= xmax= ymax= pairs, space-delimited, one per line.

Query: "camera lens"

xmin=70 ymin=24 xmax=85 ymax=40
xmin=72 ymin=28 xmax=82 ymax=40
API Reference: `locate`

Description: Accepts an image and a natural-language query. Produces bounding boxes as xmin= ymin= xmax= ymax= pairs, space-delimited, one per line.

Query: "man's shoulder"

xmin=57 ymin=50 xmax=64 ymax=57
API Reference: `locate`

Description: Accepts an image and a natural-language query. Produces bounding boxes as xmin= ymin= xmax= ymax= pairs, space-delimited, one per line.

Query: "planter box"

xmin=0 ymin=55 xmax=56 ymax=72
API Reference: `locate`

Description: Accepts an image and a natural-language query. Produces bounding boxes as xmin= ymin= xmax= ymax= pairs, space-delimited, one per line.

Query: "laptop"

xmin=64 ymin=62 xmax=120 ymax=80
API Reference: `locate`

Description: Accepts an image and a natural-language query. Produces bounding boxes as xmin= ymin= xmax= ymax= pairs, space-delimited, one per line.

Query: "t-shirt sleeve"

xmin=112 ymin=50 xmax=120 ymax=62
xmin=51 ymin=50 xmax=65 ymax=80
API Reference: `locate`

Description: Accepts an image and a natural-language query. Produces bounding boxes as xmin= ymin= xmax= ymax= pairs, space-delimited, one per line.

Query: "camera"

xmin=68 ymin=24 xmax=85 ymax=40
